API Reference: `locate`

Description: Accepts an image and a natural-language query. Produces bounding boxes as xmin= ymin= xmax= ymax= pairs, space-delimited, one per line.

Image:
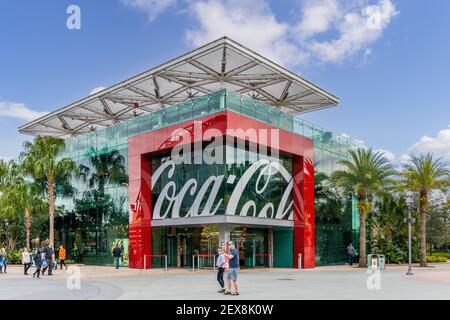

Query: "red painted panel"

xmin=128 ymin=110 xmax=315 ymax=269
xmin=292 ymin=153 xmax=315 ymax=269
xmin=303 ymin=153 xmax=315 ymax=268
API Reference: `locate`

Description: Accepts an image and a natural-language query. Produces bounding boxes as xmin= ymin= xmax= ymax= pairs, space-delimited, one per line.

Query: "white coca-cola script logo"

xmin=151 ymin=159 xmax=293 ymax=220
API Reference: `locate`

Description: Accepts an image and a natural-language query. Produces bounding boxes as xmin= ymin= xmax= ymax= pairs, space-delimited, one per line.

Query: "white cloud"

xmin=185 ymin=0 xmax=309 ymax=66
xmin=379 ymin=125 xmax=450 ymax=165
xmin=306 ymin=0 xmax=398 ymax=63
xmin=119 ymin=0 xmax=177 ymax=21
xmin=353 ymin=138 xmax=366 ymax=148
xmin=408 ymin=124 xmax=450 ymax=161
xmin=120 ymin=0 xmax=398 ymax=66
xmin=398 ymin=154 xmax=410 ymax=164
xmin=0 ymin=99 xmax=48 ymax=122
xmin=375 ymin=148 xmax=396 ymax=162
xmin=90 ymin=86 xmax=106 ymax=95
xmin=296 ymin=0 xmax=341 ymax=40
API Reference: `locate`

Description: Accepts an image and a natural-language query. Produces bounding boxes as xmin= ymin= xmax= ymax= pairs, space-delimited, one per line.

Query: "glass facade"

xmin=56 ymin=89 xmax=361 ymax=266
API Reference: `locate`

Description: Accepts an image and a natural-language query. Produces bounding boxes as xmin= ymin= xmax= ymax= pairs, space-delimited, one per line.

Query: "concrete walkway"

xmin=1 ymin=263 xmax=450 ymax=300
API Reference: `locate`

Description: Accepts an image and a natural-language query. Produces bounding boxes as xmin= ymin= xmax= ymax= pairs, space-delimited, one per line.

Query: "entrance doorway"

xmin=152 ymin=226 xmax=219 ymax=268
xmin=230 ymin=227 xmax=269 ymax=268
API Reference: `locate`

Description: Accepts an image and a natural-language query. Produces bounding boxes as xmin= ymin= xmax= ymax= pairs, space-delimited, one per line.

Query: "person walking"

xmin=40 ymin=248 xmax=47 ymax=275
xmin=22 ymin=248 xmax=32 ymax=275
xmin=0 ymin=247 xmax=7 ymax=274
xmin=112 ymin=244 xmax=122 ymax=269
xmin=346 ymin=243 xmax=357 ymax=266
xmin=216 ymin=247 xmax=226 ymax=293
xmin=52 ymin=251 xmax=57 ymax=270
xmin=58 ymin=245 xmax=68 ymax=270
xmin=42 ymin=243 xmax=54 ymax=275
xmin=224 ymin=241 xmax=240 ymax=296
xmin=33 ymin=249 xmax=42 ymax=278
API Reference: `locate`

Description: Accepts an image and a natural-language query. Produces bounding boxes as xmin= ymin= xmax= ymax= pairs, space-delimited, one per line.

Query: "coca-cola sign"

xmin=151 ymin=157 xmax=293 ymax=221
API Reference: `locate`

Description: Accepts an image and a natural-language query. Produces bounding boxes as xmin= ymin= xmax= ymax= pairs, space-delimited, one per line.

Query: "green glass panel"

xmin=87 ymin=131 xmax=96 ymax=147
xmin=59 ymin=139 xmax=72 ymax=158
xmin=96 ymin=129 xmax=107 ymax=151
xmin=163 ymin=105 xmax=177 ymax=125
xmin=255 ymin=102 xmax=269 ymax=123
xmin=226 ymin=91 xmax=242 ymax=113
xmin=209 ymin=91 xmax=224 ymax=112
xmin=293 ymin=119 xmax=304 ymax=136
xmin=268 ymin=108 xmax=281 ymax=127
xmin=303 ymin=122 xmax=313 ymax=138
xmin=193 ymin=95 xmax=209 ymax=118
xmin=139 ymin=113 xmax=153 ymax=134
xmin=127 ymin=118 xmax=139 ymax=137
xmin=106 ymin=126 xmax=117 ymax=149
xmin=178 ymin=101 xmax=193 ymax=122
xmin=117 ymin=122 xmax=128 ymax=146
xmin=153 ymin=109 xmax=164 ymax=129
xmin=241 ymin=97 xmax=255 ymax=118
xmin=280 ymin=112 xmax=293 ymax=131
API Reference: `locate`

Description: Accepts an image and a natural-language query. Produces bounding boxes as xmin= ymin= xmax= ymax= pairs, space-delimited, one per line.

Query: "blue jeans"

xmin=114 ymin=257 xmax=120 ymax=269
xmin=348 ymin=254 xmax=353 ymax=266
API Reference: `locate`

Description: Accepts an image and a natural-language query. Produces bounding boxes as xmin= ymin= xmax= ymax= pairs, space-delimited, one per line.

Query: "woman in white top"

xmin=216 ymin=247 xmax=226 ymax=293
xmin=22 ymin=248 xmax=31 ymax=275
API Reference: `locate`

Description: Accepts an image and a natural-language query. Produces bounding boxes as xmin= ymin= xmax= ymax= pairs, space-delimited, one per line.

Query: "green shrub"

xmin=383 ymin=243 xmax=407 ymax=264
xmin=6 ymin=249 xmax=22 ymax=264
xmin=426 ymin=255 xmax=448 ymax=263
xmin=430 ymin=252 xmax=450 ymax=259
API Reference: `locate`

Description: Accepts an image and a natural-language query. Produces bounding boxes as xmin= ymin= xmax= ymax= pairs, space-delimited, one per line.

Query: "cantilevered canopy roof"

xmin=19 ymin=37 xmax=339 ymax=139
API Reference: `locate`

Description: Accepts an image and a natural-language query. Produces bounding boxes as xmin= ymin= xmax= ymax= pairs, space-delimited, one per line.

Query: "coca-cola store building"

xmin=19 ymin=38 xmax=361 ymax=269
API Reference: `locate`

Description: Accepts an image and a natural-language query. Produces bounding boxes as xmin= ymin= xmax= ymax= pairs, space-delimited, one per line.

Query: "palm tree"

xmin=20 ymin=136 xmax=78 ymax=245
xmin=0 ymin=159 xmax=21 ymax=191
xmin=330 ymin=148 xmax=394 ymax=267
xmin=400 ymin=153 xmax=449 ymax=267
xmin=77 ymin=149 xmax=127 ymax=256
xmin=0 ymin=181 xmax=47 ymax=249
xmin=79 ymin=148 xmax=127 ymax=196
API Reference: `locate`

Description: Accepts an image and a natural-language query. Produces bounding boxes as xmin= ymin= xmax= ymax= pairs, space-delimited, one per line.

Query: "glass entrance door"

xmin=177 ymin=232 xmax=193 ymax=268
xmin=166 ymin=234 xmax=178 ymax=267
xmin=152 ymin=225 xmax=218 ymax=269
xmin=231 ymin=227 xmax=269 ymax=268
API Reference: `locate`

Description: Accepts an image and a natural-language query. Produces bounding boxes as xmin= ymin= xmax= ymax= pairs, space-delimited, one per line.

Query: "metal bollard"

xmin=298 ymin=253 xmax=302 ymax=269
xmin=165 ymin=255 xmax=168 ymax=271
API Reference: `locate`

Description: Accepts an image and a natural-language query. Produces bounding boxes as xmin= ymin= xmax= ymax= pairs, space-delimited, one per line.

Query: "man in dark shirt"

xmin=43 ymin=243 xmax=54 ymax=275
xmin=112 ymin=244 xmax=122 ymax=269
xmin=346 ymin=243 xmax=357 ymax=266
xmin=224 ymin=241 xmax=240 ymax=295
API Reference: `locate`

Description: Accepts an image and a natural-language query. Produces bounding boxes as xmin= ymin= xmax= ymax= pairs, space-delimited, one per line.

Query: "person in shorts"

xmin=224 ymin=241 xmax=240 ymax=296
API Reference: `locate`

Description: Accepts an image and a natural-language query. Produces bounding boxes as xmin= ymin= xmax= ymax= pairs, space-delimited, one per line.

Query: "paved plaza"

xmin=1 ymin=263 xmax=450 ymax=300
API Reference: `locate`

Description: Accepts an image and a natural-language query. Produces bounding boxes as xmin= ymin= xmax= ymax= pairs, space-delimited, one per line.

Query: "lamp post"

xmin=405 ymin=192 xmax=415 ymax=276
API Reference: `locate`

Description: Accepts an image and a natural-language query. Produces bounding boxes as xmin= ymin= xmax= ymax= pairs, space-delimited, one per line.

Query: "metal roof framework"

xmin=19 ymin=37 xmax=339 ymax=139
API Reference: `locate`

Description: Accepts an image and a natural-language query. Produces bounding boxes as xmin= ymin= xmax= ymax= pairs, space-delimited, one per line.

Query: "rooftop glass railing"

xmin=60 ymin=89 xmax=365 ymax=160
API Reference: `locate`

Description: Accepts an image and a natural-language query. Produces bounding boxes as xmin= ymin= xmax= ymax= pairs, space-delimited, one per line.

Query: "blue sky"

xmin=0 ymin=0 xmax=449 ymax=163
